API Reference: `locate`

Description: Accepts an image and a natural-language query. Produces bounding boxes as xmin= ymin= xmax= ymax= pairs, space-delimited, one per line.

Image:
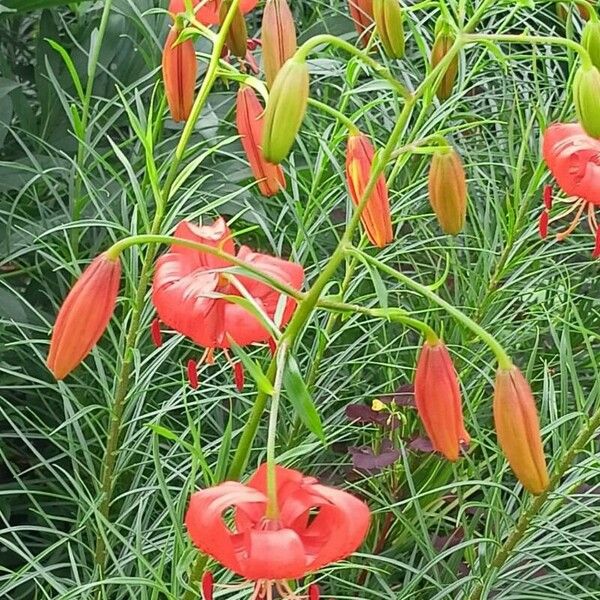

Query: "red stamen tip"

xmin=201 ymin=571 xmax=213 ymax=600
xmin=150 ymin=317 xmax=162 ymax=347
xmin=593 ymin=227 xmax=600 ymax=258
xmin=538 ymin=210 xmax=549 ymax=239
xmin=543 ymin=185 xmax=553 ymax=210
xmin=234 ymin=361 xmax=245 ymax=392
xmin=309 ymin=584 xmax=321 ymax=600
xmin=187 ymin=359 xmax=199 ymax=390
xmin=268 ymin=337 xmax=277 ymax=356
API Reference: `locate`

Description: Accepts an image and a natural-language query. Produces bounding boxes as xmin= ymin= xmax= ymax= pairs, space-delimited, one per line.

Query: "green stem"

xmin=295 ymin=34 xmax=412 ymax=99
xmin=463 ymin=32 xmax=592 ymax=68
xmin=93 ymin=0 xmax=242 ymax=581
xmin=265 ymin=342 xmax=288 ymax=520
xmin=466 ymin=403 xmax=600 ymax=600
xmin=308 ymin=98 xmax=360 ymax=134
xmin=107 ymin=235 xmax=304 ymax=302
xmin=349 ymin=248 xmax=513 ymax=369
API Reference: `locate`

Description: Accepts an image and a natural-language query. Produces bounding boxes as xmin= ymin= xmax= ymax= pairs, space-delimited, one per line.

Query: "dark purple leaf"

xmin=349 ymin=440 xmax=400 ymax=473
xmin=409 ymin=436 xmax=435 ymax=453
xmin=432 ymin=526 xmax=464 ymax=551
xmin=378 ymin=383 xmax=415 ymax=407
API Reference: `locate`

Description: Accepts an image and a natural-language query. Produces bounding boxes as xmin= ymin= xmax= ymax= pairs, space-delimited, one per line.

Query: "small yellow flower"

xmin=372 ymin=399 xmax=386 ymax=412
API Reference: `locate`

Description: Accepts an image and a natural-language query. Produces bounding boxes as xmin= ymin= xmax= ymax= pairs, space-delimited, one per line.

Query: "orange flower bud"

xmin=428 ymin=146 xmax=468 ymax=235
xmin=162 ymin=25 xmax=197 ymax=122
xmin=345 ymin=133 xmax=393 ymax=248
xmin=236 ymin=86 xmax=286 ymax=197
xmin=262 ymin=0 xmax=297 ymax=88
xmin=556 ymin=3 xmax=590 ymax=21
xmin=348 ymin=0 xmax=374 ymax=46
xmin=414 ymin=340 xmax=470 ymax=462
xmin=493 ymin=366 xmax=550 ymax=495
xmin=220 ymin=0 xmax=248 ymax=58
xmin=373 ymin=0 xmax=405 ymax=59
xmin=47 ymin=253 xmax=121 ymax=380
xmin=431 ymin=19 xmax=458 ymax=101
xmin=261 ymin=56 xmax=309 ymax=164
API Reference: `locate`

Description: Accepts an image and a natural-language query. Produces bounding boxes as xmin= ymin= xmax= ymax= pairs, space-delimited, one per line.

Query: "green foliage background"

xmin=0 ymin=1 xmax=599 ymax=599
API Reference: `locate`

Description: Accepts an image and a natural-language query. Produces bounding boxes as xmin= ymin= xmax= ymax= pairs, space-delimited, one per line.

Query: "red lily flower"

xmin=152 ymin=217 xmax=303 ymax=347
xmin=168 ymin=0 xmax=258 ymax=25
xmin=185 ymin=464 xmax=370 ymax=597
xmin=542 ymin=122 xmax=600 ymax=257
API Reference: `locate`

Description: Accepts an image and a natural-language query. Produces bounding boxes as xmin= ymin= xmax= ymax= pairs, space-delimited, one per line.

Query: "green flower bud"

xmin=573 ymin=64 xmax=600 ymax=138
xmin=220 ymin=0 xmax=248 ymax=58
xmin=373 ymin=0 xmax=405 ymax=59
xmin=261 ymin=57 xmax=309 ymax=164
xmin=582 ymin=20 xmax=600 ymax=70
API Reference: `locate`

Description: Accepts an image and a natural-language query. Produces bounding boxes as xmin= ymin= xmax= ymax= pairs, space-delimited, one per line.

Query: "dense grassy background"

xmin=1 ymin=1 xmax=599 ymax=599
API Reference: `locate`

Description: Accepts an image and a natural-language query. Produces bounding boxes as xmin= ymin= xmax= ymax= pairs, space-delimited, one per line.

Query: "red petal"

xmin=171 ymin=219 xmax=235 ymax=269
xmin=309 ymin=584 xmax=320 ymax=600
xmin=185 ymin=482 xmax=267 ymax=576
xmin=238 ymin=528 xmax=308 ymax=580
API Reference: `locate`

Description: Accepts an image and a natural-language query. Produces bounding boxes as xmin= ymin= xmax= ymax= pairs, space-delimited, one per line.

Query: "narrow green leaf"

xmin=284 ymin=357 xmax=325 ymax=442
xmin=229 ymin=341 xmax=275 ymax=395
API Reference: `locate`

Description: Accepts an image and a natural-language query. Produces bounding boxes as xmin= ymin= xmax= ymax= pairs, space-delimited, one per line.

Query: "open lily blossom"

xmin=152 ymin=217 xmax=304 ymax=383
xmin=168 ymin=0 xmax=258 ymax=25
xmin=542 ymin=122 xmax=600 ymax=257
xmin=186 ymin=464 xmax=370 ymax=598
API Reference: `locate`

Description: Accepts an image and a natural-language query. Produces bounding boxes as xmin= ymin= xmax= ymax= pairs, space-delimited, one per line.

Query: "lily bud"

xmin=582 ymin=21 xmax=600 ymax=70
xmin=556 ymin=3 xmax=591 ymax=21
xmin=47 ymin=253 xmax=121 ymax=380
xmin=493 ymin=366 xmax=550 ymax=495
xmin=346 ymin=132 xmax=393 ymax=247
xmin=236 ymin=86 xmax=286 ymax=196
xmin=261 ymin=56 xmax=309 ymax=164
xmin=573 ymin=64 xmax=600 ymax=138
xmin=262 ymin=0 xmax=297 ymax=88
xmin=373 ymin=0 xmax=405 ymax=58
xmin=428 ymin=145 xmax=468 ymax=235
xmin=348 ymin=0 xmax=374 ymax=46
xmin=220 ymin=0 xmax=248 ymax=58
xmin=414 ymin=340 xmax=470 ymax=462
xmin=431 ymin=18 xmax=458 ymax=101
xmin=162 ymin=25 xmax=197 ymax=122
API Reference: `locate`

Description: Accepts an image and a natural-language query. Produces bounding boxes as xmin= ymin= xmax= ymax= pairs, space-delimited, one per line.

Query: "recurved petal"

xmin=171 ymin=219 xmax=235 ymax=270
xmin=237 ymin=528 xmax=308 ymax=580
xmin=152 ymin=254 xmax=223 ymax=346
xmin=303 ymin=483 xmax=370 ymax=571
xmin=185 ymin=482 xmax=267 ymax=575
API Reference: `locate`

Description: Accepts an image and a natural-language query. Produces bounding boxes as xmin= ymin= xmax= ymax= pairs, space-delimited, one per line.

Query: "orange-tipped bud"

xmin=261 ymin=56 xmax=309 ymax=164
xmin=236 ymin=86 xmax=286 ymax=197
xmin=47 ymin=253 xmax=121 ymax=380
xmin=373 ymin=0 xmax=405 ymax=59
xmin=345 ymin=133 xmax=393 ymax=248
xmin=493 ymin=366 xmax=550 ymax=495
xmin=262 ymin=0 xmax=297 ymax=88
xmin=428 ymin=146 xmax=468 ymax=235
xmin=556 ymin=3 xmax=591 ymax=21
xmin=431 ymin=18 xmax=458 ymax=101
xmin=162 ymin=25 xmax=197 ymax=122
xmin=414 ymin=340 xmax=470 ymax=462
xmin=348 ymin=0 xmax=374 ymax=46
xmin=220 ymin=0 xmax=248 ymax=58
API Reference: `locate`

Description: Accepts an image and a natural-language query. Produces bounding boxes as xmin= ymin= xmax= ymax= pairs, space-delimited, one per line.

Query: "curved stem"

xmin=93 ymin=0 xmax=242 ymax=580
xmin=466 ymin=402 xmax=600 ymax=600
xmin=463 ymin=32 xmax=592 ymax=68
xmin=107 ymin=234 xmax=304 ymax=302
xmin=265 ymin=342 xmax=288 ymax=520
xmin=308 ymin=98 xmax=360 ymax=134
xmin=348 ymin=247 xmax=513 ymax=369
xmin=295 ymin=34 xmax=412 ymax=99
